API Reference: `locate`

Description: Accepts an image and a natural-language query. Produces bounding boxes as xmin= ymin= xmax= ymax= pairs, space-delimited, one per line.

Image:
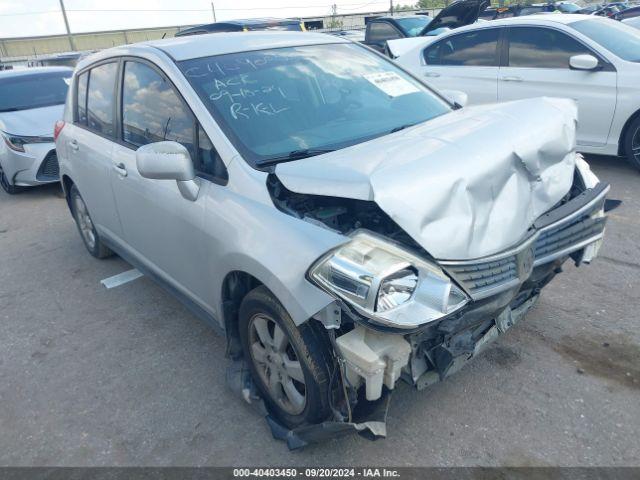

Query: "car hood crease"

xmin=274 ymin=97 xmax=579 ymax=260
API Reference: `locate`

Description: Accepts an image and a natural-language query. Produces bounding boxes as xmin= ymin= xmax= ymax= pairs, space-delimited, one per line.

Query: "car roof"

xmin=0 ymin=66 xmax=73 ymax=79
xmin=211 ymin=17 xmax=300 ymax=26
xmin=77 ymin=31 xmax=348 ymax=67
xmin=448 ymin=13 xmax=604 ymax=32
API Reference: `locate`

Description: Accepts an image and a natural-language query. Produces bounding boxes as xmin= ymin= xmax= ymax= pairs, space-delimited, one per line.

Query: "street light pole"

xmin=59 ymin=0 xmax=76 ymax=51
xmin=211 ymin=1 xmax=217 ymax=22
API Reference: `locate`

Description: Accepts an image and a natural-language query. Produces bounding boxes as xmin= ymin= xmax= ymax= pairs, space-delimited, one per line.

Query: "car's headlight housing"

xmin=2 ymin=132 xmax=53 ymax=153
xmin=309 ymin=232 xmax=468 ymax=329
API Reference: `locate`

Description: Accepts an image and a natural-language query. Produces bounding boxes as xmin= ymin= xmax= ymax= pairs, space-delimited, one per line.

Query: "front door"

xmin=498 ymin=26 xmax=617 ymax=147
xmin=109 ymin=59 xmax=210 ymax=306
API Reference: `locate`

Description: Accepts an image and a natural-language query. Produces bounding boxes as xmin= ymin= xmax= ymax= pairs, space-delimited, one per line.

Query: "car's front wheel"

xmin=0 ymin=163 xmax=24 ymax=194
xmin=624 ymin=116 xmax=640 ymax=171
xmin=70 ymin=185 xmax=113 ymax=259
xmin=239 ymin=286 xmax=333 ymax=429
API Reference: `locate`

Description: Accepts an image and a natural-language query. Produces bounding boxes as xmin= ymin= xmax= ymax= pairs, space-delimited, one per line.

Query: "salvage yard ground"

xmin=0 ymin=155 xmax=638 ymax=466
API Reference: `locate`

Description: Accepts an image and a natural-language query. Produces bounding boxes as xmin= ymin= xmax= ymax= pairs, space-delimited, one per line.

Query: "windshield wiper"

xmin=389 ymin=122 xmax=419 ymax=134
xmin=257 ymin=148 xmax=336 ymax=167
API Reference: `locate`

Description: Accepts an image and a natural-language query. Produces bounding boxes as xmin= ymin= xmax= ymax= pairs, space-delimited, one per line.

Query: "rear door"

xmin=419 ymin=27 xmax=501 ymax=104
xmin=498 ymin=26 xmax=617 ymax=147
xmin=366 ymin=21 xmax=405 ymax=52
xmin=109 ymin=58 xmax=227 ymax=306
xmin=64 ymin=61 xmax=123 ymax=241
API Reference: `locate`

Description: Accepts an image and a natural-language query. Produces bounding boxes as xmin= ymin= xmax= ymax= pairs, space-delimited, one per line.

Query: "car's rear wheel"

xmin=70 ymin=184 xmax=113 ymax=259
xmin=0 ymin=163 xmax=24 ymax=194
xmin=238 ymin=286 xmax=332 ymax=429
xmin=624 ymin=116 xmax=640 ymax=171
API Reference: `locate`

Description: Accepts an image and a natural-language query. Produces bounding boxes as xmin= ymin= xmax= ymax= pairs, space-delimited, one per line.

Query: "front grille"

xmin=36 ymin=150 xmax=59 ymax=181
xmin=534 ymin=211 xmax=606 ymax=265
xmin=446 ymin=256 xmax=519 ymax=298
xmin=442 ymin=187 xmax=607 ymax=301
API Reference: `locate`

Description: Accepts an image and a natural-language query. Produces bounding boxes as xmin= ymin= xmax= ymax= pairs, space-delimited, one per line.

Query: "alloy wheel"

xmin=248 ymin=313 xmax=307 ymax=415
xmin=633 ymin=126 xmax=640 ymax=164
xmin=74 ymin=195 xmax=96 ymax=250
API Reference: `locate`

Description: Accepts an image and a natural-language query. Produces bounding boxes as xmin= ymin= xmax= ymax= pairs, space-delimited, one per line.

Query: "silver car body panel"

xmin=275 ymin=96 xmax=578 ymax=260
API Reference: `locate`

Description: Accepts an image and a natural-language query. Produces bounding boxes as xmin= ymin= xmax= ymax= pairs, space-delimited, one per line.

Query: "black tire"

xmin=69 ymin=184 xmax=113 ymax=259
xmin=623 ymin=116 xmax=640 ymax=171
xmin=238 ymin=286 xmax=332 ymax=429
xmin=0 ymin=163 xmax=24 ymax=194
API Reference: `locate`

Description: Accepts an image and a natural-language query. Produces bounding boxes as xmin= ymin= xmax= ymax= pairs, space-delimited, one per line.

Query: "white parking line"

xmin=100 ymin=269 xmax=143 ymax=289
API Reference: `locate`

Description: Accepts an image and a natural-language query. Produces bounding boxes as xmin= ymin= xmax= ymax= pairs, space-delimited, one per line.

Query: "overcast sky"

xmin=0 ymin=0 xmax=393 ymax=38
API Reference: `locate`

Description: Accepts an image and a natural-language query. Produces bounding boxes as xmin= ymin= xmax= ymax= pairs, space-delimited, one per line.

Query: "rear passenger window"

xmin=122 ymin=61 xmax=195 ymax=158
xmin=424 ymin=29 xmax=500 ymax=66
xmin=76 ymin=72 xmax=88 ymax=125
xmin=86 ymin=62 xmax=117 ymax=136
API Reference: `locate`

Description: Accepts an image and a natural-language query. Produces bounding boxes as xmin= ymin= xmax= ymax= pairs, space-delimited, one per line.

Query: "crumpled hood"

xmin=0 ymin=104 xmax=64 ymax=137
xmin=275 ymin=97 xmax=578 ymax=260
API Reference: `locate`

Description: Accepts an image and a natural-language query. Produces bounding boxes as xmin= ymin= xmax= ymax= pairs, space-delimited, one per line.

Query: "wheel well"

xmin=618 ymin=109 xmax=640 ymax=156
xmin=61 ymin=175 xmax=75 ymax=210
xmin=221 ymin=271 xmax=264 ymax=359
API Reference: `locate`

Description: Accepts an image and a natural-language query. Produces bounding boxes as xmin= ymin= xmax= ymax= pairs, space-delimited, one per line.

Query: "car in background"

xmin=0 ymin=67 xmax=72 ymax=194
xmin=390 ymin=15 xmax=640 ymax=169
xmin=363 ymin=0 xmax=489 ymax=52
xmin=555 ymin=2 xmax=583 ymax=13
xmin=623 ymin=15 xmax=640 ymax=27
xmin=618 ymin=4 xmax=640 ymax=19
xmin=56 ymin=31 xmax=607 ymax=444
xmin=175 ymin=18 xmax=305 ymax=37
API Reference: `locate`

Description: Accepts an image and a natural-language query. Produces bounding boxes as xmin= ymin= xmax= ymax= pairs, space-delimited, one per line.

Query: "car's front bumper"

xmin=0 ymin=142 xmax=59 ymax=187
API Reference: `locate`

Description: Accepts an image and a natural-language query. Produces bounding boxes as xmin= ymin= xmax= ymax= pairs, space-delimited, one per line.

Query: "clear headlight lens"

xmin=2 ymin=132 xmax=53 ymax=152
xmin=309 ymin=232 xmax=468 ymax=329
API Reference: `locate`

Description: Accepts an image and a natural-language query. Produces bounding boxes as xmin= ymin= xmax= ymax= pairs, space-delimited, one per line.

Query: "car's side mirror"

xmin=569 ymin=54 xmax=600 ymax=71
xmin=136 ymin=141 xmax=200 ymax=201
xmin=440 ymin=89 xmax=468 ymax=108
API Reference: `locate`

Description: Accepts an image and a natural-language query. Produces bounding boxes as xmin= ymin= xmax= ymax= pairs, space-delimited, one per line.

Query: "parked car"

xmin=391 ymin=15 xmax=640 ymax=169
xmin=363 ymin=0 xmax=489 ymax=53
xmin=0 ymin=66 xmax=72 ymax=194
xmin=555 ymin=2 xmax=583 ymax=13
xmin=175 ymin=18 xmax=305 ymax=37
xmin=623 ymin=15 xmax=640 ymax=27
xmin=617 ymin=4 xmax=640 ymax=19
xmin=56 ymin=31 xmax=608 ymax=445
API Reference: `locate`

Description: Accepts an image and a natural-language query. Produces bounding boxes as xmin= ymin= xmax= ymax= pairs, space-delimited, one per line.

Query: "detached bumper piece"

xmin=226 ymin=357 xmax=392 ymax=450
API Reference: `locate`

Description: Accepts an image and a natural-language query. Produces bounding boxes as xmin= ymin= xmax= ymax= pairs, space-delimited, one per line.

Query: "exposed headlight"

xmin=309 ymin=232 xmax=468 ymax=329
xmin=2 ymin=132 xmax=53 ymax=152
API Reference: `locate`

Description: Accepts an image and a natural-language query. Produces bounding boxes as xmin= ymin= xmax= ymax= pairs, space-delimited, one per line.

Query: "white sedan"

xmin=0 ymin=67 xmax=72 ymax=194
xmin=390 ymin=15 xmax=640 ymax=169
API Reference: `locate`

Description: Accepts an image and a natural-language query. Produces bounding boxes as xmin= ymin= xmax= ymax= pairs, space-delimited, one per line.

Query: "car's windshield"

xmin=0 ymin=71 xmax=71 ymax=112
xmin=180 ymin=43 xmax=450 ymax=166
xmin=571 ymin=18 xmax=640 ymax=62
xmin=558 ymin=3 xmax=581 ymax=12
xmin=396 ymin=17 xmax=432 ymax=36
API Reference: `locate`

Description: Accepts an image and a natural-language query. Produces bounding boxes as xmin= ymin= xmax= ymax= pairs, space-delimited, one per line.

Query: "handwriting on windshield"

xmin=183 ymin=55 xmax=295 ymax=120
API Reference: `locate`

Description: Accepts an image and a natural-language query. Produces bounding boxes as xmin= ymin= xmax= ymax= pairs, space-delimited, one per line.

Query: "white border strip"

xmin=101 ymin=269 xmax=143 ymax=289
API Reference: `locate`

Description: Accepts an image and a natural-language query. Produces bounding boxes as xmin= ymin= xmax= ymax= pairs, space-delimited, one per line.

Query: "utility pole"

xmin=59 ymin=0 xmax=76 ymax=51
xmin=390 ymin=0 xmax=394 ymax=15
xmin=211 ymin=1 xmax=217 ymax=22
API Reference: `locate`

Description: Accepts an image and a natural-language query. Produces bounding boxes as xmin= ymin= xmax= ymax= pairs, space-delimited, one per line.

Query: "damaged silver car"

xmin=56 ymin=31 xmax=608 ymax=448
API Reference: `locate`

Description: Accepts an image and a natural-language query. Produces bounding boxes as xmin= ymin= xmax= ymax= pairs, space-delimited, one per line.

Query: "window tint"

xmin=368 ymin=22 xmax=402 ymax=43
xmin=0 ymin=71 xmax=71 ymax=112
xmin=424 ymin=29 xmax=500 ymax=66
xmin=197 ymin=126 xmax=228 ymax=183
xmin=76 ymin=72 xmax=88 ymax=125
xmin=122 ymin=61 xmax=195 ymax=159
xmin=508 ymin=27 xmax=591 ymax=68
xmin=86 ymin=62 xmax=117 ymax=136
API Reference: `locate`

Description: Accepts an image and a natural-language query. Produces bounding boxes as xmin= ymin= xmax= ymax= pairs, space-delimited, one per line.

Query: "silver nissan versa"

xmin=56 ymin=31 xmax=609 ymax=447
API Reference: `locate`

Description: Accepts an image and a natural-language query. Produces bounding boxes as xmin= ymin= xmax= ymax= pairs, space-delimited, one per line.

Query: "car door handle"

xmin=113 ymin=162 xmax=127 ymax=177
xmin=68 ymin=139 xmax=79 ymax=151
xmin=424 ymin=72 xmax=441 ymax=78
xmin=501 ymin=76 xmax=523 ymax=82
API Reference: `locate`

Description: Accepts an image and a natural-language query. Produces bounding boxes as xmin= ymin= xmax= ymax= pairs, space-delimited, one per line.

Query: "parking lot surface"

xmin=0 ymin=155 xmax=638 ymax=466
